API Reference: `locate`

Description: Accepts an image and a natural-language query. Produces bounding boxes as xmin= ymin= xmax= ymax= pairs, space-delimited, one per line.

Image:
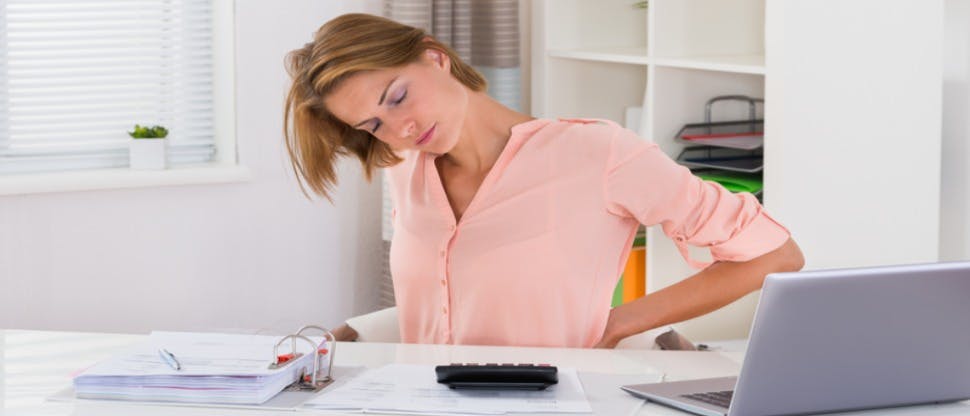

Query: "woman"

xmin=283 ymin=13 xmax=804 ymax=348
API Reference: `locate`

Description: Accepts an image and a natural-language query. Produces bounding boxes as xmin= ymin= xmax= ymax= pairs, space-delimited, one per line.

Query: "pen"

xmin=158 ymin=348 xmax=182 ymax=371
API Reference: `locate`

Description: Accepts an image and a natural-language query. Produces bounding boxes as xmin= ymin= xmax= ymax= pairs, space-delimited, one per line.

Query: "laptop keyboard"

xmin=682 ymin=390 xmax=734 ymax=408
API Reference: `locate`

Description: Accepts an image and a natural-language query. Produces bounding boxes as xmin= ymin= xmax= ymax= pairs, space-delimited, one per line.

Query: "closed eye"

xmin=369 ymin=89 xmax=407 ymax=134
xmin=392 ymin=90 xmax=407 ymax=105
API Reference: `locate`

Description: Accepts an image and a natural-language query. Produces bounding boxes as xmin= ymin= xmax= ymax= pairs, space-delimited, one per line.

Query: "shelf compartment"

xmin=650 ymin=0 xmax=765 ymax=64
xmin=541 ymin=59 xmax=646 ymax=123
xmin=541 ymin=0 xmax=647 ymax=52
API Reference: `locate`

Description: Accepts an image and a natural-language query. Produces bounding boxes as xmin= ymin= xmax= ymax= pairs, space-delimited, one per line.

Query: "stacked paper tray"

xmin=674 ymin=119 xmax=764 ymax=199
xmin=675 ymin=119 xmax=764 ymax=150
xmin=677 ymin=146 xmax=763 ymax=173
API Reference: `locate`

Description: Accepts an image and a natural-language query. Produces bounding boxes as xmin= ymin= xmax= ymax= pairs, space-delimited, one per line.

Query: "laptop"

xmin=621 ymin=261 xmax=970 ymax=416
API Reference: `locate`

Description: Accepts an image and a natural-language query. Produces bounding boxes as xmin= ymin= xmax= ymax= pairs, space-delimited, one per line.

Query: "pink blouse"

xmin=386 ymin=118 xmax=790 ymax=348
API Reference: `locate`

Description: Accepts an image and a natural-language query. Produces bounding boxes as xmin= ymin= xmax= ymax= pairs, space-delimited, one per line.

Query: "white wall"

xmin=765 ymin=1 xmax=942 ymax=269
xmin=941 ymin=0 xmax=970 ymax=261
xmin=0 ymin=1 xmax=384 ymax=334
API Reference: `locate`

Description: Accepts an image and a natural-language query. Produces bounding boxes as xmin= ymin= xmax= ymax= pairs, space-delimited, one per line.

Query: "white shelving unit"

xmin=531 ymin=0 xmax=648 ymax=124
xmin=532 ymin=0 xmax=944 ymax=341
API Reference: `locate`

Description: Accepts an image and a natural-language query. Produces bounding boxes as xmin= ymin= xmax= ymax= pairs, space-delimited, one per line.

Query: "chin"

xmin=437 ymin=132 xmax=461 ymax=154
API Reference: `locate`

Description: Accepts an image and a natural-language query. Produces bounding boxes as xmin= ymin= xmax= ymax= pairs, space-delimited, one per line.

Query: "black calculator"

xmin=435 ymin=363 xmax=558 ymax=390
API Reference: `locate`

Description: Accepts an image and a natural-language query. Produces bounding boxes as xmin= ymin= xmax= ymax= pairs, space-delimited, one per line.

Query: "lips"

xmin=416 ymin=124 xmax=436 ymax=146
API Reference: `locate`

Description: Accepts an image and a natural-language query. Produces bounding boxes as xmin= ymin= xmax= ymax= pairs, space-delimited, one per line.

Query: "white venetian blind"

xmin=0 ymin=0 xmax=217 ymax=174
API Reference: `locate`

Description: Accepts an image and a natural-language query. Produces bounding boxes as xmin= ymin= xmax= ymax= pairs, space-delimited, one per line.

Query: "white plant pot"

xmin=129 ymin=138 xmax=168 ymax=170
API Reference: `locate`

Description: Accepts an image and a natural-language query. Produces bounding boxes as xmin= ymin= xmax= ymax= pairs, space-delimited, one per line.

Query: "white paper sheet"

xmin=303 ymin=364 xmax=592 ymax=415
xmin=80 ymin=331 xmax=314 ymax=376
xmin=577 ymin=372 xmax=663 ymax=416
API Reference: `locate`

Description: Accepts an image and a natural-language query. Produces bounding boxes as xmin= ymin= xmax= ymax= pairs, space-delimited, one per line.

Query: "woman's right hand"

xmin=330 ymin=323 xmax=359 ymax=342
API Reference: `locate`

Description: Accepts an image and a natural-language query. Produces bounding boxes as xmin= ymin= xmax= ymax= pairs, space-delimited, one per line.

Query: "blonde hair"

xmin=283 ymin=13 xmax=487 ymax=200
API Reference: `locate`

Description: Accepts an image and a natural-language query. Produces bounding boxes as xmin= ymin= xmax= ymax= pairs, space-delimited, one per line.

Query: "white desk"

xmin=2 ymin=330 xmax=968 ymax=416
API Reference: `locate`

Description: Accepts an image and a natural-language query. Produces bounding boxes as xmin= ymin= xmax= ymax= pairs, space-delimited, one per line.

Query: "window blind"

xmin=0 ymin=0 xmax=217 ymax=174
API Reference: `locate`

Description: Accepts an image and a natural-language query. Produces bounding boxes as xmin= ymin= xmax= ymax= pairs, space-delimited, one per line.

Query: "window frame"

xmin=0 ymin=0 xmax=247 ymax=196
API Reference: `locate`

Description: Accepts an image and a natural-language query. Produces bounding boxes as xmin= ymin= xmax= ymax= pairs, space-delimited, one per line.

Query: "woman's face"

xmin=324 ymin=49 xmax=468 ymax=155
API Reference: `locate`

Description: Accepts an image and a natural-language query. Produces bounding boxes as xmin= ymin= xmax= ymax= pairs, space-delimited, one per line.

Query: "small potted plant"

xmin=128 ymin=124 xmax=169 ymax=170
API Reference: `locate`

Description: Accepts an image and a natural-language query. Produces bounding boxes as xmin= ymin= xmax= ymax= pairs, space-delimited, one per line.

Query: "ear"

xmin=423 ymin=48 xmax=450 ymax=71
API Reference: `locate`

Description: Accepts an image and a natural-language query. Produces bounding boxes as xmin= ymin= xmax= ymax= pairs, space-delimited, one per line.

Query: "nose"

xmin=393 ymin=118 xmax=417 ymax=141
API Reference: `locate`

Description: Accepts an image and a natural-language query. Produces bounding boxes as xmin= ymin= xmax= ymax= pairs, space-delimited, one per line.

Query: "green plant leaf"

xmin=129 ymin=124 xmax=168 ymax=139
xmin=151 ymin=126 xmax=169 ymax=138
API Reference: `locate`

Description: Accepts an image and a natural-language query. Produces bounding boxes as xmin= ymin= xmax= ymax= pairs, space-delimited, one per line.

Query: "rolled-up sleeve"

xmin=604 ymin=126 xmax=790 ymax=269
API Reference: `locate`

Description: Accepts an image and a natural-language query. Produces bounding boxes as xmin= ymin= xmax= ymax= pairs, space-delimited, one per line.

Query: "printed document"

xmin=303 ymin=363 xmax=592 ymax=414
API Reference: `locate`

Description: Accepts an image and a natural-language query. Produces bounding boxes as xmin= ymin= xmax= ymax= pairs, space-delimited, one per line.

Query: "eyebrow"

xmin=353 ymin=76 xmax=398 ymax=128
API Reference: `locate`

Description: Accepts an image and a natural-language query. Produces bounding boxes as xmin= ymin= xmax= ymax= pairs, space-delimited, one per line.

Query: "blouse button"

xmin=449 ymin=224 xmax=456 ymax=231
xmin=439 ymin=250 xmax=446 ymax=257
xmin=440 ymin=279 xmax=446 ymax=286
xmin=442 ymin=306 xmax=448 ymax=314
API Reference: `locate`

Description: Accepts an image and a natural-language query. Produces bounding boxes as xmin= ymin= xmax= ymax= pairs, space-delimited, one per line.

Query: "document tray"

xmin=675 ymin=119 xmax=764 ymax=150
xmin=676 ymin=146 xmax=764 ymax=173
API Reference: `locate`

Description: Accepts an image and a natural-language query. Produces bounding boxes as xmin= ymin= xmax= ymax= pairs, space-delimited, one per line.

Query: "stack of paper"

xmin=303 ymin=363 xmax=593 ymax=415
xmin=73 ymin=331 xmax=320 ymax=405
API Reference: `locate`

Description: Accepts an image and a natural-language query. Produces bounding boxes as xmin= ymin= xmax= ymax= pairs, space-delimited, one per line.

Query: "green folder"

xmin=612 ymin=275 xmax=624 ymax=307
xmin=696 ymin=171 xmax=763 ymax=194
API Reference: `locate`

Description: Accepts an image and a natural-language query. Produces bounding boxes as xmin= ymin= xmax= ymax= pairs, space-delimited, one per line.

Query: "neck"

xmin=441 ymin=91 xmax=533 ymax=174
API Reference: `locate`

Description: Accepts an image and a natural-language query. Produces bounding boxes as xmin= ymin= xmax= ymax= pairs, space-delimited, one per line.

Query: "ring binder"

xmin=296 ymin=325 xmax=337 ymax=383
xmin=269 ymin=325 xmax=337 ymax=393
xmin=71 ymin=331 xmax=340 ymax=406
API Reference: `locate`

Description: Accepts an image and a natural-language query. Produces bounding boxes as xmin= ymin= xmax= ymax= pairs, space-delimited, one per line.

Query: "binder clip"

xmin=269 ymin=325 xmax=337 ymax=392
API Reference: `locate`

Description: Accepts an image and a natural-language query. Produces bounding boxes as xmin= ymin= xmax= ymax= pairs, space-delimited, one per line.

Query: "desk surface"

xmin=1 ymin=330 xmax=968 ymax=416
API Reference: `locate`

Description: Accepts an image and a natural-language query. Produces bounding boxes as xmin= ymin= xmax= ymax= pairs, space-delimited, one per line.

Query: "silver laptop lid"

xmin=730 ymin=261 xmax=970 ymax=416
